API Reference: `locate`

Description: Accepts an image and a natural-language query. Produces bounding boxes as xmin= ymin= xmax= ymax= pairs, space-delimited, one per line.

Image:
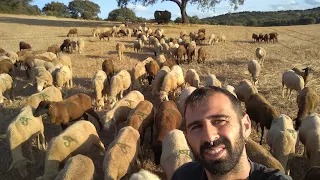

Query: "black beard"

xmin=193 ymin=130 xmax=245 ymax=176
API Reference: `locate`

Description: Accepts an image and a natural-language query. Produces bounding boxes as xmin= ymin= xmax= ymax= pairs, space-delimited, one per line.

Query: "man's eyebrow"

xmin=186 ymin=114 xmax=230 ymax=129
xmin=187 ymin=120 xmax=201 ymax=129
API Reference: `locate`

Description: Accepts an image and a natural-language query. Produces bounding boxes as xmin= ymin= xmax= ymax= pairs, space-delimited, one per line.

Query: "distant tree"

xmin=42 ymin=2 xmax=70 ymax=17
xmin=116 ymin=0 xmax=245 ymax=23
xmin=68 ymin=0 xmax=100 ymax=19
xmin=0 ymin=0 xmax=40 ymax=15
xmin=108 ymin=8 xmax=137 ymax=22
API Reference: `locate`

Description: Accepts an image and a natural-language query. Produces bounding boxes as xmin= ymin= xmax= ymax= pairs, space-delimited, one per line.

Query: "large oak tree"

xmin=116 ymin=0 xmax=245 ymax=23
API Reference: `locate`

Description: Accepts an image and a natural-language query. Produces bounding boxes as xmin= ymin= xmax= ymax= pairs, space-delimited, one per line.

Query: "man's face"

xmin=185 ymin=93 xmax=250 ymax=175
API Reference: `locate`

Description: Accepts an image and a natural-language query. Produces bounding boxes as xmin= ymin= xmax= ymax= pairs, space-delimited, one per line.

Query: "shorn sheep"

xmin=248 ymin=59 xmax=261 ymax=85
xmin=197 ymin=47 xmax=207 ymax=64
xmin=129 ymin=169 xmax=160 ymax=180
xmin=25 ymin=86 xmax=63 ymax=109
xmin=145 ymin=60 xmax=160 ymax=85
xmin=0 ymin=73 xmax=14 ymax=104
xmin=160 ymin=65 xmax=185 ymax=102
xmin=54 ymin=154 xmax=94 ymax=180
xmin=102 ymin=59 xmax=115 ymax=82
xmin=160 ymin=129 xmax=194 ymax=180
xmin=67 ymin=28 xmax=78 ymax=37
xmin=294 ymin=87 xmax=319 ymax=130
xmin=7 ymin=106 xmax=46 ymax=178
xmin=92 ymin=70 xmax=108 ymax=110
xmin=184 ymin=69 xmax=200 ymax=88
xmin=127 ymin=100 xmax=154 ymax=146
xmin=152 ymin=66 xmax=170 ymax=95
xmin=37 ymin=120 xmax=105 ymax=180
xmin=116 ymin=42 xmax=126 ymax=61
xmin=107 ymin=69 xmax=131 ymax=107
xmin=255 ymin=47 xmax=266 ymax=67
xmin=204 ymin=74 xmax=222 ymax=88
xmin=55 ymin=65 xmax=73 ymax=89
xmin=266 ymin=114 xmax=297 ymax=171
xmin=153 ymin=100 xmax=182 ymax=165
xmin=234 ymin=79 xmax=258 ymax=102
xmin=178 ymin=86 xmax=196 ymax=116
xmin=282 ymin=69 xmax=304 ymax=99
xmin=103 ymin=126 xmax=140 ymax=180
xmin=298 ymin=113 xmax=320 ymax=166
xmin=35 ymin=66 xmax=53 ymax=92
xmin=292 ymin=67 xmax=312 ymax=87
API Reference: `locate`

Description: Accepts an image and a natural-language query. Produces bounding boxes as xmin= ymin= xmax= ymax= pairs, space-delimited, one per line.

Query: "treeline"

xmin=0 ymin=0 xmax=41 ymax=15
xmin=201 ymin=7 xmax=320 ymax=26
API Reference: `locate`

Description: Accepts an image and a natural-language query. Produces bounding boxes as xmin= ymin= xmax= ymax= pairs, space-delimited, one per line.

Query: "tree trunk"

xmin=180 ymin=0 xmax=189 ymax=24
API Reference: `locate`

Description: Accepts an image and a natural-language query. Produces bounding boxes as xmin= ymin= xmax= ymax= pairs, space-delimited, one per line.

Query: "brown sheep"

xmin=60 ymin=39 xmax=72 ymax=53
xmin=99 ymin=31 xmax=111 ymax=41
xmin=47 ymin=44 xmax=60 ymax=55
xmin=197 ymin=47 xmax=207 ymax=64
xmin=153 ymin=100 xmax=182 ymax=165
xmin=176 ymin=45 xmax=186 ymax=65
xmin=258 ymin=33 xmax=264 ymax=42
xmin=245 ymin=93 xmax=278 ymax=145
xmin=186 ymin=43 xmax=195 ymax=64
xmin=294 ymin=87 xmax=319 ymax=130
xmin=263 ymin=34 xmax=270 ymax=43
xmin=67 ymin=28 xmax=78 ymax=37
xmin=145 ymin=60 xmax=160 ymax=85
xmin=102 ymin=59 xmax=115 ymax=82
xmin=0 ymin=59 xmax=15 ymax=75
xmin=292 ymin=67 xmax=312 ymax=87
xmin=252 ymin=33 xmax=259 ymax=42
xmin=269 ymin=32 xmax=279 ymax=43
xmin=33 ymin=93 xmax=102 ymax=130
xmin=304 ymin=166 xmax=320 ymax=180
xmin=116 ymin=43 xmax=126 ymax=61
xmin=127 ymin=100 xmax=154 ymax=146
xmin=19 ymin=41 xmax=32 ymax=51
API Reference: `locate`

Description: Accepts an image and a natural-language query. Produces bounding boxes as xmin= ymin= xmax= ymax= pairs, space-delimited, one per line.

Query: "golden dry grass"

xmin=0 ymin=13 xmax=320 ymax=179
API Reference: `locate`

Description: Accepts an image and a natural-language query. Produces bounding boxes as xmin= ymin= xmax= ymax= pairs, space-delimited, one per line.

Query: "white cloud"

xmin=305 ymin=0 xmax=320 ymax=5
xmin=127 ymin=4 xmax=148 ymax=13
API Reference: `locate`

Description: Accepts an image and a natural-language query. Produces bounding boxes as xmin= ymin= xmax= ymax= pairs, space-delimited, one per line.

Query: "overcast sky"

xmin=31 ymin=0 xmax=320 ymax=19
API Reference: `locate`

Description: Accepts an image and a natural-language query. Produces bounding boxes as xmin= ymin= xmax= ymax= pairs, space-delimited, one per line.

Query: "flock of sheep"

xmin=0 ymin=21 xmax=319 ymax=180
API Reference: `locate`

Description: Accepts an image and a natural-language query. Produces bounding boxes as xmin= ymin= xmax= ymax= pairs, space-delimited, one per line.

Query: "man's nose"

xmin=202 ymin=121 xmax=219 ymax=142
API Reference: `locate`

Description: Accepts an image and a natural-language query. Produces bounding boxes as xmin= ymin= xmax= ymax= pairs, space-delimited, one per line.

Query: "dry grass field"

xmin=0 ymin=13 xmax=320 ymax=179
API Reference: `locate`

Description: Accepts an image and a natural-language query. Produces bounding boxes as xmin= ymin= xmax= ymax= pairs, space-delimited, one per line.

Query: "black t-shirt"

xmin=172 ymin=160 xmax=292 ymax=180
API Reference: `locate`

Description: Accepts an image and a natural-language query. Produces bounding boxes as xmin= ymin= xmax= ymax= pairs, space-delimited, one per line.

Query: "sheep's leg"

xmin=150 ymin=125 xmax=153 ymax=145
xmin=281 ymin=85 xmax=285 ymax=97
xmin=259 ymin=126 xmax=264 ymax=145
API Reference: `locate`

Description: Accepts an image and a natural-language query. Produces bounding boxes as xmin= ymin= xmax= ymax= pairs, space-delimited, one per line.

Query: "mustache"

xmin=200 ymin=137 xmax=230 ymax=153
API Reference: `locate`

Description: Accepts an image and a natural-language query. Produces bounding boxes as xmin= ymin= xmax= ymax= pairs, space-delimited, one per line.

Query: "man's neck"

xmin=204 ymin=152 xmax=251 ymax=180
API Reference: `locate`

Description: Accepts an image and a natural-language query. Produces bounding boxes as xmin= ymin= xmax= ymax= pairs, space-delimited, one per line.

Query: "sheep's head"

xmin=103 ymin=113 xmax=114 ymax=130
xmin=159 ymin=91 xmax=169 ymax=102
xmin=34 ymin=101 xmax=52 ymax=118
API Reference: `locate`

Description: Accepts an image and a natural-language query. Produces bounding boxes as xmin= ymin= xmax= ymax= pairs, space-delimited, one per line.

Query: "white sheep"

xmin=55 ymin=65 xmax=73 ymax=89
xmin=92 ymin=28 xmax=101 ymax=37
xmin=134 ymin=39 xmax=144 ymax=53
xmin=178 ymin=86 xmax=196 ymax=116
xmin=25 ymin=86 xmax=63 ymax=109
xmin=161 ymin=130 xmax=194 ymax=180
xmin=35 ymin=66 xmax=53 ymax=92
xmin=0 ymin=73 xmax=13 ymax=104
xmin=92 ymin=70 xmax=108 ymax=110
xmin=54 ymin=154 xmax=94 ymax=180
xmin=298 ymin=113 xmax=320 ymax=166
xmin=222 ymin=84 xmax=237 ymax=98
xmin=154 ymin=41 xmax=163 ymax=57
xmin=102 ymin=90 xmax=144 ymax=131
xmin=107 ymin=69 xmax=131 ymax=107
xmin=37 ymin=120 xmax=105 ymax=180
xmin=116 ymin=42 xmax=126 ymax=61
xmin=132 ymin=61 xmax=147 ymax=90
xmin=208 ymin=34 xmax=216 ymax=45
xmin=129 ymin=169 xmax=160 ymax=180
xmin=185 ymin=69 xmax=200 ymax=88
xmin=204 ymin=74 xmax=221 ymax=87
xmin=156 ymin=54 xmax=166 ymax=65
xmin=152 ymin=66 xmax=170 ymax=95
xmin=77 ymin=38 xmax=85 ymax=54
xmin=160 ymin=65 xmax=185 ymax=101
xmin=248 ymin=59 xmax=261 ymax=85
xmin=4 ymin=51 xmax=19 ymax=64
xmin=266 ymin=114 xmax=297 ymax=171
xmin=282 ymin=69 xmax=304 ymax=99
xmin=234 ymin=79 xmax=258 ymax=102
xmin=255 ymin=47 xmax=266 ymax=67
xmin=103 ymin=126 xmax=140 ymax=180
xmin=7 ymin=106 xmax=46 ymax=178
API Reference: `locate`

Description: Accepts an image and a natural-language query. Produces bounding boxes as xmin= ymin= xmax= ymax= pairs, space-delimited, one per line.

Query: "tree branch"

xmin=164 ymin=0 xmax=182 ymax=8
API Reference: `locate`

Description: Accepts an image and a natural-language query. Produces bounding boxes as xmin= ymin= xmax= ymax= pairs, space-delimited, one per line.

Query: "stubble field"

xmin=0 ymin=14 xmax=320 ymax=179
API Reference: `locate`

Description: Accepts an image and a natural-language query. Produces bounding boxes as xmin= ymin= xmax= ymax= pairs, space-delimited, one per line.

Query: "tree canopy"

xmin=42 ymin=2 xmax=70 ymax=17
xmin=108 ymin=7 xmax=137 ymax=22
xmin=0 ymin=0 xmax=41 ymax=15
xmin=116 ymin=0 xmax=245 ymax=23
xmin=68 ymin=0 xmax=101 ymax=19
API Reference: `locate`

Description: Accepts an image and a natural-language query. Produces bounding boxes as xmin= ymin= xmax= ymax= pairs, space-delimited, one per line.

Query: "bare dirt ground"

xmin=0 ymin=14 xmax=320 ymax=179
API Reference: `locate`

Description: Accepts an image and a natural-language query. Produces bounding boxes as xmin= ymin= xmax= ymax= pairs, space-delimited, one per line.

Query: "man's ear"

xmin=241 ymin=114 xmax=251 ymax=139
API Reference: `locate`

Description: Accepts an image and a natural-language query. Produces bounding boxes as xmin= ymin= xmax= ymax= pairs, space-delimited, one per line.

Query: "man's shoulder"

xmin=172 ymin=161 xmax=206 ymax=180
xmin=250 ymin=161 xmax=292 ymax=180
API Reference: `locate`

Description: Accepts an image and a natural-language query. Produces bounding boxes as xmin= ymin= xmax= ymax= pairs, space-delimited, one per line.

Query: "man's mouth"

xmin=204 ymin=144 xmax=226 ymax=159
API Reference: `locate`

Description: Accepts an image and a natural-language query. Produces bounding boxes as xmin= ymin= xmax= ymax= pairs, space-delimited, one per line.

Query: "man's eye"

xmin=190 ymin=124 xmax=202 ymax=131
xmin=212 ymin=120 xmax=226 ymax=125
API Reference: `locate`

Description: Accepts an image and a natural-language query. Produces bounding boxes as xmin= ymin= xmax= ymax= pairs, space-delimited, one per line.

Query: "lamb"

xmin=234 ymin=79 xmax=258 ymax=102
xmin=92 ymin=28 xmax=101 ymax=37
xmin=134 ymin=39 xmax=144 ymax=53
xmin=129 ymin=169 xmax=160 ymax=180
xmin=152 ymin=66 xmax=170 ymax=95
xmin=217 ymin=35 xmax=226 ymax=43
xmin=116 ymin=43 xmax=126 ymax=61
xmin=54 ymin=154 xmax=94 ymax=180
xmin=208 ymin=34 xmax=216 ymax=45
xmin=102 ymin=90 xmax=144 ymax=131
xmin=153 ymin=100 xmax=182 ymax=165
xmin=37 ymin=120 xmax=105 ymax=180
xmin=186 ymin=43 xmax=196 ymax=64
xmin=185 ymin=69 xmax=200 ymax=88
xmin=107 ymin=69 xmax=132 ymax=107
xmin=60 ymin=39 xmax=72 ymax=53
xmin=294 ymin=87 xmax=319 ymax=130
xmin=67 ymin=28 xmax=78 ymax=37
xmin=7 ymin=106 xmax=46 ymax=178
xmin=176 ymin=45 xmax=186 ymax=65
xmin=99 ymin=31 xmax=111 ymax=41
xmin=76 ymin=38 xmax=85 ymax=54
xmin=246 ymin=138 xmax=285 ymax=172
xmin=102 ymin=59 xmax=115 ymax=82
xmin=282 ymin=69 xmax=304 ymax=99
xmin=19 ymin=41 xmax=32 ymax=51
xmin=35 ymin=66 xmax=53 ymax=92
xmin=0 ymin=73 xmax=14 ymax=104
xmin=255 ymin=47 xmax=266 ymax=67
xmin=266 ymin=114 xmax=297 ymax=171
xmin=161 ymin=129 xmax=194 ymax=180
xmin=258 ymin=33 xmax=264 ymax=42
xmin=292 ymin=67 xmax=311 ymax=87
xmin=103 ymin=126 xmax=140 ymax=180
xmin=269 ymin=32 xmax=279 ymax=43
xmin=34 ymin=93 xmax=101 ymax=130
xmin=25 ymin=86 xmax=63 ymax=109
xmin=252 ymin=33 xmax=259 ymax=42
xmin=160 ymin=65 xmax=185 ymax=102
xmin=264 ymin=34 xmax=270 ymax=43
xmin=127 ymin=100 xmax=154 ymax=146
xmin=197 ymin=47 xmax=207 ymax=64
xmin=298 ymin=113 xmax=320 ymax=166
xmin=204 ymin=74 xmax=221 ymax=88
xmin=92 ymin=70 xmax=108 ymax=110
xmin=245 ymin=93 xmax=278 ymax=144
xmin=248 ymin=59 xmax=261 ymax=85
xmin=132 ymin=62 xmax=147 ymax=90
xmin=47 ymin=44 xmax=60 ymax=55
xmin=0 ymin=58 xmax=15 ymax=75
xmin=55 ymin=65 xmax=73 ymax=89
xmin=145 ymin=60 xmax=160 ymax=85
